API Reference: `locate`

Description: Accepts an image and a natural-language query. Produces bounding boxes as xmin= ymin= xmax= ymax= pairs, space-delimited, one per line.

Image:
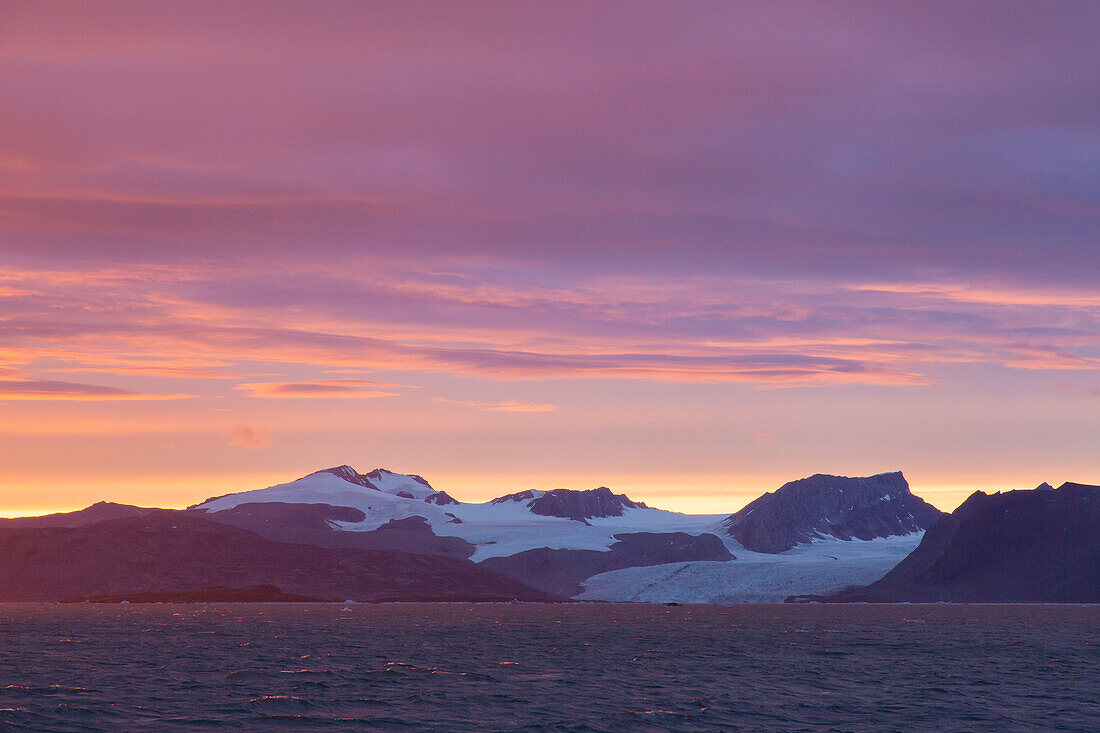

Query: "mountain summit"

xmin=314 ymin=466 xmax=459 ymax=505
xmin=721 ymin=472 xmax=945 ymax=553
xmin=193 ymin=466 xmax=459 ymax=512
xmin=490 ymin=486 xmax=647 ymax=522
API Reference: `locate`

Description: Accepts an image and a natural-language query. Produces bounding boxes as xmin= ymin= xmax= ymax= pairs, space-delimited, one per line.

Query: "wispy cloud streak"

xmin=1 ymin=264 xmax=1097 ymax=389
xmin=434 ymin=398 xmax=558 ymax=413
xmin=0 ymin=379 xmax=192 ymax=401
xmin=236 ymin=379 xmax=402 ymax=399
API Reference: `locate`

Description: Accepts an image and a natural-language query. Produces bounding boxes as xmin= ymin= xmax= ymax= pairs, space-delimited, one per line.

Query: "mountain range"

xmin=1 ymin=466 xmax=1093 ymax=603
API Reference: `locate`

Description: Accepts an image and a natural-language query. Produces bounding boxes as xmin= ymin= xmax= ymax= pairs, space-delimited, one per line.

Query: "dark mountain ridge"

xmin=0 ymin=501 xmax=154 ymax=528
xmin=802 ymin=482 xmax=1100 ymax=603
xmin=0 ymin=511 xmax=554 ymax=603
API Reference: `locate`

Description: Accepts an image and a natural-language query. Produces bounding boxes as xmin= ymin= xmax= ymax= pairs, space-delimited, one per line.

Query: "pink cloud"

xmin=227 ymin=424 xmax=272 ymax=449
xmin=236 ymin=378 xmax=402 ymax=399
xmin=2 ymin=262 xmax=1097 ymax=389
xmin=43 ymin=365 xmax=253 ymax=379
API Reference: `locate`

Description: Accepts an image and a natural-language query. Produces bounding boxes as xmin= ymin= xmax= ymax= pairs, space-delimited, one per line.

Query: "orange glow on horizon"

xmin=0 ymin=469 xmax=1011 ymax=520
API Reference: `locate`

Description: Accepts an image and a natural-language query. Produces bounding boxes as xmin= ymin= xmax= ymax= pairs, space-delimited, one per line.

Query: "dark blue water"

xmin=0 ymin=603 xmax=1095 ymax=731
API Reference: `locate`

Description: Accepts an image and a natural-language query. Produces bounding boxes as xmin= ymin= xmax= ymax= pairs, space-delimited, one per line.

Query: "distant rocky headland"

xmin=791 ymin=482 xmax=1100 ymax=604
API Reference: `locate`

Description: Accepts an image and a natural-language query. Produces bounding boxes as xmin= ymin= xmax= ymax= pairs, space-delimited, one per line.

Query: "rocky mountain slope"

xmin=0 ymin=511 xmax=555 ymax=602
xmin=721 ymin=472 xmax=945 ymax=553
xmin=0 ymin=501 xmax=153 ymax=528
xmin=804 ymin=482 xmax=1100 ymax=603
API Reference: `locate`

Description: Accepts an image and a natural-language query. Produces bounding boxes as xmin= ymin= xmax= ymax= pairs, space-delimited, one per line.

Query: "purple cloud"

xmin=0 ymin=2 xmax=1095 ymax=284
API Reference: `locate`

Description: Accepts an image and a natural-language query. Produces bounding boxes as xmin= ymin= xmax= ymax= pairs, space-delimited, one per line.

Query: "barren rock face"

xmin=0 ymin=502 xmax=154 ymax=528
xmin=197 ymin=503 xmax=476 ymax=559
xmin=491 ymin=486 xmax=647 ymax=521
xmin=813 ymin=482 xmax=1100 ymax=603
xmin=319 ymin=465 xmax=380 ymax=489
xmin=198 ymin=501 xmax=367 ymax=531
xmin=722 ymin=472 xmax=945 ymax=554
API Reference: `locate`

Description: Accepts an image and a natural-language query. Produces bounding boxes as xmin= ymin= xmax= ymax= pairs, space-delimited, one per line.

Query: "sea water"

xmin=0 ymin=603 xmax=1095 ymax=731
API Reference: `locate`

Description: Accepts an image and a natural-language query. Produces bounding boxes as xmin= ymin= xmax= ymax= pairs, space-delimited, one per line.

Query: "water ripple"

xmin=0 ymin=604 xmax=1094 ymax=731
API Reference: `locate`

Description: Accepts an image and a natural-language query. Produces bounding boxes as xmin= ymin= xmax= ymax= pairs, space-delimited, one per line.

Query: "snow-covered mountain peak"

xmin=193 ymin=465 xmax=459 ymax=516
xmin=306 ymin=465 xmax=456 ymax=502
xmin=313 ymin=465 xmax=379 ymax=490
xmin=187 ymin=466 xmax=946 ymax=571
xmin=359 ymin=468 xmax=458 ymax=504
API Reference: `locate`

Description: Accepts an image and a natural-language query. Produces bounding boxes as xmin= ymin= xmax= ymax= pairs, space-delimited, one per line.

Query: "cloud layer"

xmin=0 ymin=2 xmax=1097 ymax=510
xmin=0 ymin=378 xmax=191 ymax=401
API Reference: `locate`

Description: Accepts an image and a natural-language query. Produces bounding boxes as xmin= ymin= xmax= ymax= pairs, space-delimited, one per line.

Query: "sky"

xmin=1 ymin=1 xmax=1098 ymax=515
